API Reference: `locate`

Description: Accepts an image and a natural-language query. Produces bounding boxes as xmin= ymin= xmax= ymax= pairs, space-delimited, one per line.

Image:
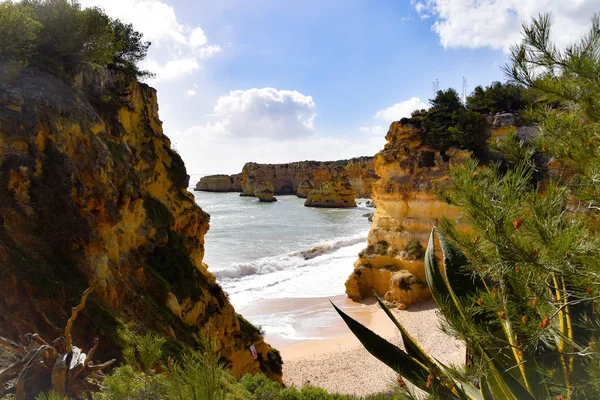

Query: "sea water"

xmin=189 ymin=176 xmax=372 ymax=341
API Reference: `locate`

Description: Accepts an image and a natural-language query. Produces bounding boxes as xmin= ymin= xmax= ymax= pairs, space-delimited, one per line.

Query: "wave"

xmin=213 ymin=233 xmax=367 ymax=280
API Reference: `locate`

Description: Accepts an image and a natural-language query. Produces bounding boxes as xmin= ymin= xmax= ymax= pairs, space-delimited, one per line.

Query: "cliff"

xmin=239 ymin=157 xmax=377 ymax=198
xmin=345 ymin=122 xmax=470 ymax=307
xmin=304 ymin=176 xmax=357 ymax=208
xmin=195 ymin=173 xmax=242 ymax=192
xmin=0 ymin=63 xmax=282 ymax=380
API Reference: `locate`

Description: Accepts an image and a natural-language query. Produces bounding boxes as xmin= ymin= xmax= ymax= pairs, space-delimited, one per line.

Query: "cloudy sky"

xmin=77 ymin=0 xmax=598 ymax=175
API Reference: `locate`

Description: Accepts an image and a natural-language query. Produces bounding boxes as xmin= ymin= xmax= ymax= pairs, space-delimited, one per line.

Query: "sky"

xmin=72 ymin=0 xmax=600 ymax=175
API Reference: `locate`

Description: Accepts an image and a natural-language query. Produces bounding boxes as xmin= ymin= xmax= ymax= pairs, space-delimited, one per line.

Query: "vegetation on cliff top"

xmin=406 ymin=79 xmax=535 ymax=157
xmin=0 ymin=0 xmax=152 ymax=78
xmin=339 ymin=13 xmax=600 ymax=399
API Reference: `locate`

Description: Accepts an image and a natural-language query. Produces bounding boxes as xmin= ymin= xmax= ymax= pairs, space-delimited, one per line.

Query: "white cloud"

xmin=413 ymin=0 xmax=599 ymax=52
xmin=185 ymin=89 xmax=197 ymax=98
xmin=359 ymin=126 xmax=387 ymax=136
xmin=199 ymin=88 xmax=317 ymax=140
xmin=374 ymin=97 xmax=428 ymax=122
xmin=79 ymin=0 xmax=220 ymax=82
xmin=420 ymin=14 xmax=431 ymax=20
xmin=144 ymin=58 xmax=200 ymax=82
xmin=172 ymin=129 xmax=386 ymax=175
xmin=167 ymin=87 xmax=386 ymax=174
xmin=198 ymin=45 xmax=222 ymax=59
xmin=414 ymin=2 xmax=427 ymax=13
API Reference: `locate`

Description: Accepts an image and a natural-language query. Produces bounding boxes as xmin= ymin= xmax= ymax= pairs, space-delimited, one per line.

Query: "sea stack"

xmin=254 ymin=181 xmax=277 ymax=202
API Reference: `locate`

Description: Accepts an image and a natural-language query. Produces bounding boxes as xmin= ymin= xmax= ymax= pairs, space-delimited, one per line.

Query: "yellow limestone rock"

xmin=254 ymin=181 xmax=277 ymax=202
xmin=345 ymin=121 xmax=470 ymax=307
xmin=304 ymin=176 xmax=357 ymax=208
xmin=195 ymin=173 xmax=242 ymax=192
xmin=240 ymin=157 xmax=378 ymax=198
xmin=0 ymin=63 xmax=282 ymax=381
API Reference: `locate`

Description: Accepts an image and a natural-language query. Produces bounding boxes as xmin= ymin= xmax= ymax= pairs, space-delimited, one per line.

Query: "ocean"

xmin=189 ymin=176 xmax=373 ymax=344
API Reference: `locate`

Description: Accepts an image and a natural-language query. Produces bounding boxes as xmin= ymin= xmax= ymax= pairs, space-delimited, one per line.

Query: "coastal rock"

xmin=296 ymin=180 xmax=314 ymax=198
xmin=195 ymin=173 xmax=242 ymax=192
xmin=304 ymin=177 xmax=357 ymax=208
xmin=493 ymin=112 xmax=516 ymax=128
xmin=254 ymin=181 xmax=277 ymax=202
xmin=240 ymin=157 xmax=378 ymax=198
xmin=0 ymin=63 xmax=282 ymax=381
xmin=345 ymin=121 xmax=470 ymax=306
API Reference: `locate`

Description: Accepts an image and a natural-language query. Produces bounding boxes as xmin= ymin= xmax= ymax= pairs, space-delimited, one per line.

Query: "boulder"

xmin=254 ymin=181 xmax=277 ymax=202
xmin=493 ymin=112 xmax=516 ymax=128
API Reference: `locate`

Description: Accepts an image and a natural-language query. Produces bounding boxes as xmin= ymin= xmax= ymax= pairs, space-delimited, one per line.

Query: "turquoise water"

xmin=189 ymin=176 xmax=372 ymax=340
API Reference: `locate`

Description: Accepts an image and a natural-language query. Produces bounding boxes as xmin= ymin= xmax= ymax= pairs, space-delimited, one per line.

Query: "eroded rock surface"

xmin=304 ymin=176 xmax=357 ymax=208
xmin=195 ymin=173 xmax=242 ymax=192
xmin=240 ymin=157 xmax=377 ymax=198
xmin=0 ymin=63 xmax=282 ymax=381
xmin=345 ymin=121 xmax=470 ymax=307
xmin=254 ymin=181 xmax=277 ymax=202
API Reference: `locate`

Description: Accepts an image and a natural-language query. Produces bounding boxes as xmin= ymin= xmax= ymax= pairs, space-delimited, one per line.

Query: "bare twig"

xmin=65 ymin=285 xmax=95 ymax=353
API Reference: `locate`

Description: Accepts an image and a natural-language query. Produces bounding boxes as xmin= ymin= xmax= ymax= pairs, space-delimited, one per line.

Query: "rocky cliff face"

xmin=195 ymin=173 xmax=242 ymax=192
xmin=0 ymin=63 xmax=281 ymax=380
xmin=240 ymin=157 xmax=377 ymax=198
xmin=304 ymin=176 xmax=357 ymax=208
xmin=345 ymin=122 xmax=469 ymax=307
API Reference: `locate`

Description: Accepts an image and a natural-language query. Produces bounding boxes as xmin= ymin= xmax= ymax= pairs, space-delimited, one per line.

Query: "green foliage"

xmin=101 ymin=329 xmax=167 ymax=399
xmin=100 ymin=332 xmax=244 ymax=400
xmin=0 ymin=0 xmax=152 ymax=78
xmin=165 ymin=336 xmax=232 ymax=400
xmin=339 ymin=13 xmax=600 ymax=400
xmin=0 ymin=1 xmax=41 ymax=59
xmin=110 ymin=19 xmax=152 ymax=78
xmin=240 ymin=373 xmax=408 ymax=400
xmin=467 ymin=81 xmax=534 ymax=114
xmin=407 ymin=88 xmax=490 ymax=156
xmin=35 ymin=391 xmax=69 ymax=400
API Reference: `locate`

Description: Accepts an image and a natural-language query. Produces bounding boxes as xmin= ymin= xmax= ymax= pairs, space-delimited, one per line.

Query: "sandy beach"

xmin=256 ymin=297 xmax=466 ymax=397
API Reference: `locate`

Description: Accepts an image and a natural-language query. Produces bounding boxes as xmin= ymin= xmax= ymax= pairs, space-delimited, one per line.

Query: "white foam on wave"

xmin=213 ymin=232 xmax=368 ymax=280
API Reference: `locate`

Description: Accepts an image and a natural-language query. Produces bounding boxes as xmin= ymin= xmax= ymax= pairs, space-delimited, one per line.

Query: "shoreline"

xmin=259 ymin=298 xmax=466 ymax=397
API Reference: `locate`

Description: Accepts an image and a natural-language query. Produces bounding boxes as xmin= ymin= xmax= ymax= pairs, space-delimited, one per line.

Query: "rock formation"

xmin=0 ymin=62 xmax=281 ymax=381
xmin=345 ymin=121 xmax=470 ymax=307
xmin=195 ymin=173 xmax=242 ymax=192
xmin=492 ymin=112 xmax=516 ymax=128
xmin=304 ymin=176 xmax=357 ymax=208
xmin=254 ymin=181 xmax=277 ymax=202
xmin=240 ymin=157 xmax=378 ymax=198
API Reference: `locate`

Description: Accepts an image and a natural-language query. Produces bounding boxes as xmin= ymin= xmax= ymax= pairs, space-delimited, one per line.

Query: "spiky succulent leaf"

xmin=331 ymin=301 xmax=430 ymax=389
xmin=425 ymin=229 xmax=460 ymax=317
xmin=436 ymin=228 xmax=484 ymax=303
xmin=487 ymin=353 xmax=536 ymax=400
xmin=374 ymin=292 xmax=434 ymax=367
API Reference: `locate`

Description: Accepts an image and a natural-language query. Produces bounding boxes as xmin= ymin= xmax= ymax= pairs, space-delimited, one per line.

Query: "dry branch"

xmin=0 ymin=285 xmax=114 ymax=399
xmin=65 ymin=284 xmax=95 ymax=353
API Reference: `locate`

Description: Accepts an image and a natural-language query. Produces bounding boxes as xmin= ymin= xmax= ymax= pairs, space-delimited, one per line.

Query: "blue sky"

xmin=76 ymin=0 xmax=598 ymax=174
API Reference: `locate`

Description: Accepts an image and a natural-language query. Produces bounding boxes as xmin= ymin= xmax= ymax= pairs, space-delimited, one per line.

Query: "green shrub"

xmin=337 ymin=14 xmax=600 ymax=399
xmin=0 ymin=0 xmax=152 ymax=78
xmin=0 ymin=1 xmax=41 ymax=59
xmin=467 ymin=81 xmax=534 ymax=114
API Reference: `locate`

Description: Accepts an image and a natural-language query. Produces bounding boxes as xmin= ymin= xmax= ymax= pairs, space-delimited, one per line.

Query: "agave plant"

xmin=334 ymin=227 xmax=594 ymax=399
